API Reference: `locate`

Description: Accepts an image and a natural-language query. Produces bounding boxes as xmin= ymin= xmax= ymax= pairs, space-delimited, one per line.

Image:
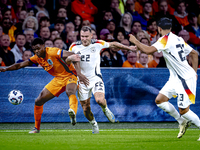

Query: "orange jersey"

xmin=29 ymin=47 xmax=77 ymax=77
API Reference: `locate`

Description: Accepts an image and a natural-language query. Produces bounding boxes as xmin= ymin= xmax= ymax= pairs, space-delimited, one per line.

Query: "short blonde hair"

xmin=22 ymin=16 xmax=38 ymax=32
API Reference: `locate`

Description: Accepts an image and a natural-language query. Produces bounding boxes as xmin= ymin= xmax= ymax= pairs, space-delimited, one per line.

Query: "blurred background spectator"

xmin=0 ymin=0 xmax=199 ymax=67
xmin=11 ymin=33 xmax=26 ymax=62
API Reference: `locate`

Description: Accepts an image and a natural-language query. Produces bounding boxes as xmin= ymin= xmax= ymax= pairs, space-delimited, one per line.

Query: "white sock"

xmin=101 ymin=106 xmax=107 ymax=112
xmin=89 ymin=118 xmax=97 ymax=125
xmin=182 ymin=109 xmax=200 ymax=128
xmin=157 ymin=102 xmax=185 ymax=124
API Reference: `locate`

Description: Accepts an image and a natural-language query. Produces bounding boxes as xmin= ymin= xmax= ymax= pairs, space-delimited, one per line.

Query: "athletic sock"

xmin=69 ymin=95 xmax=78 ymax=114
xmin=157 ymin=102 xmax=185 ymax=124
xmin=101 ymin=105 xmax=107 ymax=112
xmin=34 ymin=105 xmax=43 ymax=130
xmin=182 ymin=109 xmax=200 ymax=128
xmin=89 ymin=118 xmax=97 ymax=125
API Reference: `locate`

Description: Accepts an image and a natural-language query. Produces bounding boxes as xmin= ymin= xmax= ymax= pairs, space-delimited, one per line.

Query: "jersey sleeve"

xmin=29 ymin=55 xmax=38 ymax=64
xmin=47 ymin=47 xmax=63 ymax=58
xmin=96 ymin=40 xmax=110 ymax=49
xmin=152 ymin=35 xmax=168 ymax=53
xmin=184 ymin=42 xmax=193 ymax=56
xmin=69 ymin=43 xmax=76 ymax=52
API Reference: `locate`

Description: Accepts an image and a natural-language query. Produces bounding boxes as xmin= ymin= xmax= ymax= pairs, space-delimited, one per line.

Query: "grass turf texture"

xmin=0 ymin=128 xmax=200 ymax=150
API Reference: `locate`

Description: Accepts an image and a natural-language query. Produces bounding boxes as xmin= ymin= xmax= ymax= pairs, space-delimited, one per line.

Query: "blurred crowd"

xmin=0 ymin=0 xmax=200 ymax=68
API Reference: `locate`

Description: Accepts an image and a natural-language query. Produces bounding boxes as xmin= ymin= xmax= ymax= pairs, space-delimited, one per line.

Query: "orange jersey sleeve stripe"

xmin=69 ymin=44 xmax=76 ymax=52
xmin=96 ymin=40 xmax=105 ymax=46
xmin=160 ymin=35 xmax=168 ymax=48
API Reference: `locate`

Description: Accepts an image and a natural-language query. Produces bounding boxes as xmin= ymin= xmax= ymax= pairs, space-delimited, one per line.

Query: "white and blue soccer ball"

xmin=8 ymin=90 xmax=24 ymax=105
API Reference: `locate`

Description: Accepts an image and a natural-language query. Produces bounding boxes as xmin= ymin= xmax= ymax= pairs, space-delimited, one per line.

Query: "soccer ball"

xmin=8 ymin=90 xmax=24 ymax=105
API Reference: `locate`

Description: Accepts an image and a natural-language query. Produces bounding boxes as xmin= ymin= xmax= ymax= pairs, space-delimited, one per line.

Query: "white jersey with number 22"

xmin=69 ymin=39 xmax=110 ymax=79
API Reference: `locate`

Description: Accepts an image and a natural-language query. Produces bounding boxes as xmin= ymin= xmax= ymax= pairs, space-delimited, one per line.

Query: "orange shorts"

xmin=45 ymin=75 xmax=78 ymax=97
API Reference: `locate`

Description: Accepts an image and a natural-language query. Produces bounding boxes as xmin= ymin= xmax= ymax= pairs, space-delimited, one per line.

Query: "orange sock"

xmin=69 ymin=95 xmax=78 ymax=114
xmin=34 ymin=105 xmax=43 ymax=130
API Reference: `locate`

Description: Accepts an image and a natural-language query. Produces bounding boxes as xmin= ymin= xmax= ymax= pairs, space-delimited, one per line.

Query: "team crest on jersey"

xmin=90 ymin=47 xmax=96 ymax=53
xmin=47 ymin=59 xmax=53 ymax=65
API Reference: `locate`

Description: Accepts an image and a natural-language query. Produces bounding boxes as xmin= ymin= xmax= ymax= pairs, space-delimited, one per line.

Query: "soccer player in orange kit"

xmin=0 ymin=38 xmax=89 ymax=133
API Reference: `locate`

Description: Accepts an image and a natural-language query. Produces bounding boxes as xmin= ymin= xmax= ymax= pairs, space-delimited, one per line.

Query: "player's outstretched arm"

xmin=0 ymin=60 xmax=33 ymax=72
xmin=189 ymin=49 xmax=198 ymax=72
xmin=73 ymin=62 xmax=89 ymax=87
xmin=108 ymin=41 xmax=137 ymax=52
xmin=129 ymin=34 xmax=157 ymax=54
xmin=62 ymin=51 xmax=81 ymax=64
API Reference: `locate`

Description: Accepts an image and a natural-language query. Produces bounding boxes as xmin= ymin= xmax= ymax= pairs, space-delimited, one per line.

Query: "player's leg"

xmin=155 ymin=93 xmax=185 ymax=124
xmin=94 ymin=92 xmax=115 ymax=123
xmin=29 ymin=87 xmax=55 ymax=133
xmin=80 ymin=98 xmax=99 ymax=134
xmin=78 ymin=85 xmax=99 ymax=134
xmin=155 ymin=93 xmax=190 ymax=138
xmin=179 ymin=107 xmax=200 ymax=129
xmin=92 ymin=79 xmax=115 ymax=123
xmin=176 ymin=76 xmax=200 ymax=139
xmin=66 ymin=82 xmax=78 ymax=126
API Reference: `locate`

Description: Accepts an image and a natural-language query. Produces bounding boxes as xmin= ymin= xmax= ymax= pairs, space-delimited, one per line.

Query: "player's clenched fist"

xmin=68 ymin=54 xmax=81 ymax=62
xmin=0 ymin=68 xmax=6 ymax=72
xmin=129 ymin=34 xmax=138 ymax=44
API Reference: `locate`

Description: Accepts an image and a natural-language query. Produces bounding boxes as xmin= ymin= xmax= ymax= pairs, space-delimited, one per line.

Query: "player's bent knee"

xmin=35 ymin=98 xmax=44 ymax=106
xmin=155 ymin=98 xmax=161 ymax=104
xmin=96 ymin=98 xmax=104 ymax=105
xmin=35 ymin=94 xmax=47 ymax=106
xmin=66 ymin=90 xmax=76 ymax=97
xmin=82 ymin=105 xmax=91 ymax=112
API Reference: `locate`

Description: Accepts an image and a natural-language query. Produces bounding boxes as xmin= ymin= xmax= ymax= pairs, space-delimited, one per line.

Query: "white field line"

xmin=0 ymin=128 xmax=198 ymax=133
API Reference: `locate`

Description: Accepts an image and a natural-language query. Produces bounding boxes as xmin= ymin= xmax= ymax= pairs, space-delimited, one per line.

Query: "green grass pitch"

xmin=0 ymin=128 xmax=200 ymax=150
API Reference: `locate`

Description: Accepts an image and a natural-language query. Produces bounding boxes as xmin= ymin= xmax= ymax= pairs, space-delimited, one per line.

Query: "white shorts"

xmin=78 ymin=76 xmax=105 ymax=101
xmin=159 ymin=76 xmax=196 ymax=108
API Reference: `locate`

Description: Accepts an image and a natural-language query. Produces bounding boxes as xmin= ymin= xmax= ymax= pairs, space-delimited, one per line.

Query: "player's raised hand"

xmin=0 ymin=68 xmax=6 ymax=72
xmin=78 ymin=73 xmax=90 ymax=87
xmin=129 ymin=34 xmax=138 ymax=44
xmin=68 ymin=54 xmax=81 ymax=62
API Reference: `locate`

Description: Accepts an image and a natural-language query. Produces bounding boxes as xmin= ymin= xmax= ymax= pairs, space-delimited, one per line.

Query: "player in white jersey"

xmin=129 ymin=17 xmax=200 ymax=141
xmin=69 ymin=26 xmax=136 ymax=134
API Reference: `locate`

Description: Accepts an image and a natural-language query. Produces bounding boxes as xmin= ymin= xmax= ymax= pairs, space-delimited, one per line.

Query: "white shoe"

xmin=92 ymin=122 xmax=99 ymax=134
xmin=68 ymin=108 xmax=76 ymax=126
xmin=177 ymin=120 xmax=191 ymax=138
xmin=29 ymin=127 xmax=40 ymax=133
xmin=104 ymin=107 xmax=115 ymax=123
xmin=197 ymin=137 xmax=200 ymax=141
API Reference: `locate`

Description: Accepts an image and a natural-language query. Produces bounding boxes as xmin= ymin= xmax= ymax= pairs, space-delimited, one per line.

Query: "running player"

xmin=69 ymin=26 xmax=136 ymax=134
xmin=129 ymin=17 xmax=200 ymax=140
xmin=0 ymin=38 xmax=88 ymax=133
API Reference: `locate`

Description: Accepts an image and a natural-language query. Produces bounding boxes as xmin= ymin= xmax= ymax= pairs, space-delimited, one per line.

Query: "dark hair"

xmin=157 ymin=17 xmax=172 ymax=30
xmin=54 ymin=19 xmax=65 ymax=25
xmin=188 ymin=12 xmax=197 ymax=21
xmin=1 ymin=8 xmax=11 ymax=16
xmin=15 ymin=33 xmax=26 ymax=39
xmin=147 ymin=18 xmax=156 ymax=27
xmin=131 ymin=21 xmax=142 ymax=28
xmin=32 ymin=38 xmax=44 ymax=46
xmin=143 ymin=0 xmax=153 ymax=7
xmin=39 ymin=16 xmax=50 ymax=25
xmin=53 ymin=37 xmax=63 ymax=44
xmin=114 ymin=27 xmax=127 ymax=42
xmin=81 ymin=26 xmax=92 ymax=32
